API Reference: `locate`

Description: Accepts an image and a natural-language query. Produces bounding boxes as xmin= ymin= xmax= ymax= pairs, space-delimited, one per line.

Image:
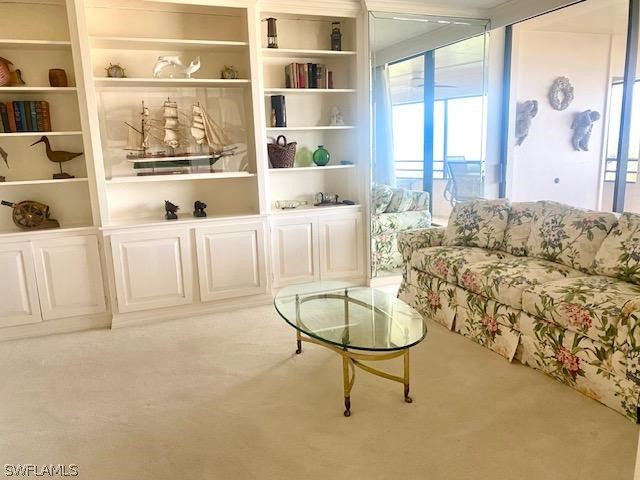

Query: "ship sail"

xmin=163 ymin=98 xmax=180 ymax=149
xmin=125 ymin=101 xmax=150 ymax=152
xmin=190 ymin=102 xmax=230 ymax=152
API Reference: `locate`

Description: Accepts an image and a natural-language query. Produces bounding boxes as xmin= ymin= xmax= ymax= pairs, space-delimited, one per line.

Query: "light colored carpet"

xmin=0 ymin=304 xmax=637 ymax=480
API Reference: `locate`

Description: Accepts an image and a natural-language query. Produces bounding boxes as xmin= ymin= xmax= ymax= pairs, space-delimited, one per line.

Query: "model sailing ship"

xmin=124 ymin=98 xmax=236 ymax=176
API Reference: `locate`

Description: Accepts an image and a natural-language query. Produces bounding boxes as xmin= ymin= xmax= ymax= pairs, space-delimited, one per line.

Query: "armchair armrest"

xmin=398 ymin=227 xmax=446 ymax=263
xmin=622 ymin=299 xmax=640 ymax=385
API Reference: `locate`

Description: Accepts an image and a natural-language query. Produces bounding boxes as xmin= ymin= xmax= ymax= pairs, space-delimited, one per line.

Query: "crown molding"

xmin=489 ymin=0 xmax=581 ymax=28
xmin=365 ymin=0 xmax=489 ymax=20
xmin=258 ymin=0 xmax=362 ymax=17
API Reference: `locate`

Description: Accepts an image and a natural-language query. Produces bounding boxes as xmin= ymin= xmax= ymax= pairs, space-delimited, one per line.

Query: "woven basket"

xmin=267 ymin=135 xmax=296 ymax=168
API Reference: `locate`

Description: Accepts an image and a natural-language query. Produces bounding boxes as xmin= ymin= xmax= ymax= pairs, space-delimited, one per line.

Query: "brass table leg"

xmin=404 ymin=349 xmax=412 ymax=403
xmin=342 ymin=354 xmax=353 ymax=417
xmin=296 ymin=329 xmax=302 ymax=354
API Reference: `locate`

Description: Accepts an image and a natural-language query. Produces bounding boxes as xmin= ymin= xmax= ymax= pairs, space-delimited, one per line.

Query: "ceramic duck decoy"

xmin=30 ymin=136 xmax=82 ymax=179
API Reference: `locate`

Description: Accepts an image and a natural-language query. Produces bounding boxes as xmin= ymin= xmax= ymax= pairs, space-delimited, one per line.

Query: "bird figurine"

xmin=184 ymin=56 xmax=201 ymax=79
xmin=0 ymin=145 xmax=8 ymax=168
xmin=30 ymin=136 xmax=83 ymax=179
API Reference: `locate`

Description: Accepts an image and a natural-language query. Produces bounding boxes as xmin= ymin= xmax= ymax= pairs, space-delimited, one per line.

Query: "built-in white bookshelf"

xmin=83 ymin=1 xmax=260 ymax=225
xmin=259 ymin=12 xmax=361 ymax=212
xmin=0 ymin=1 xmax=94 ymax=234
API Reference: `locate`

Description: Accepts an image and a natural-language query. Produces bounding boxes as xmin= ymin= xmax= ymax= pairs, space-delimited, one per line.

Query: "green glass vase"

xmin=313 ymin=145 xmax=330 ymax=166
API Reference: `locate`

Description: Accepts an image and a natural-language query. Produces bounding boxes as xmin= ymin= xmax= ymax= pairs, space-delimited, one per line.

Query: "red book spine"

xmin=328 ymin=71 xmax=334 ymax=89
xmin=40 ymin=101 xmax=51 ymax=131
xmin=6 ymin=102 xmax=17 ymax=133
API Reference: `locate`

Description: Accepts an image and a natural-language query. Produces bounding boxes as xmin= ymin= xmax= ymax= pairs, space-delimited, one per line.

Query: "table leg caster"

xmin=404 ymin=385 xmax=412 ymax=403
xmin=344 ymin=397 xmax=351 ymax=417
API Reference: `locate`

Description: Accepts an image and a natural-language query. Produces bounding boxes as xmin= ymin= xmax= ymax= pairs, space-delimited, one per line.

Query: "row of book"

xmin=285 ymin=63 xmax=334 ymax=89
xmin=0 ymin=101 xmax=52 ymax=133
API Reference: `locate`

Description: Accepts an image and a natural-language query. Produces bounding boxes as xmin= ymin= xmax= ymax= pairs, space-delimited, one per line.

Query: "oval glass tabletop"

xmin=274 ymin=281 xmax=427 ymax=352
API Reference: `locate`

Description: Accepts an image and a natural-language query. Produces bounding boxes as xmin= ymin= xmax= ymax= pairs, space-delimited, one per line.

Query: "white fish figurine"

xmin=153 ymin=55 xmax=185 ymax=78
xmin=184 ymin=56 xmax=201 ymax=79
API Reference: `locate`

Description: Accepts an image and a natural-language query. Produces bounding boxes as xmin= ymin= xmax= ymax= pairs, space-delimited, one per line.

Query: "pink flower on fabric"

xmin=460 ymin=271 xmax=480 ymax=292
xmin=426 ymin=291 xmax=440 ymax=309
xmin=555 ymin=346 xmax=581 ymax=379
xmin=481 ymin=314 xmax=499 ymax=334
xmin=562 ymin=303 xmax=593 ymax=330
xmin=432 ymin=258 xmax=449 ymax=278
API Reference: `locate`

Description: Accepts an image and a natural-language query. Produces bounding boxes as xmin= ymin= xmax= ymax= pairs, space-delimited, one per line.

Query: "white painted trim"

xmin=489 ymin=0 xmax=581 ymax=29
xmin=0 ymin=313 xmax=110 ymax=343
xmin=365 ymin=0 xmax=488 ymax=19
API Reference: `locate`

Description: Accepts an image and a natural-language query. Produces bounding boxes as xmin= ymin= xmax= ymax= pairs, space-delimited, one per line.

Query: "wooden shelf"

xmin=0 ymin=131 xmax=82 ymax=138
xmin=0 ymin=178 xmax=88 ymax=186
xmin=0 ymin=87 xmax=77 ymax=93
xmin=103 ymin=212 xmax=261 ymax=230
xmin=106 ymin=171 xmax=255 ymax=184
xmin=269 ymin=165 xmax=355 ymax=173
xmin=264 ymin=88 xmax=355 ymax=94
xmin=266 ymin=126 xmax=355 ymax=131
xmin=261 ymin=48 xmax=356 ymax=58
xmin=0 ymin=39 xmax=71 ymax=50
xmin=90 ymin=36 xmax=248 ymax=51
xmin=94 ymin=78 xmax=250 ymax=88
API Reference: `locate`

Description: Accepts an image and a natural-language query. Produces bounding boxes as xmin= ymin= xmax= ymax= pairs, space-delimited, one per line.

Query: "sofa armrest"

xmin=622 ymin=299 xmax=640 ymax=385
xmin=398 ymin=227 xmax=446 ymax=263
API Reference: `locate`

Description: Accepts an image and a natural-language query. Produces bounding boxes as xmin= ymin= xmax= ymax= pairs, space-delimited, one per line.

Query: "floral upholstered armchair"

xmin=371 ymin=184 xmax=431 ymax=277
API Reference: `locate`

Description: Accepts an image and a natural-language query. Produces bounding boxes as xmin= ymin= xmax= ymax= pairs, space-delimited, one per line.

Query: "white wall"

xmin=507 ymin=29 xmax=611 ymax=209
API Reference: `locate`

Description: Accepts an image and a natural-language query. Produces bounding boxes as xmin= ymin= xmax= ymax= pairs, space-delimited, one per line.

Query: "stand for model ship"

xmin=124 ymin=99 xmax=238 ymax=176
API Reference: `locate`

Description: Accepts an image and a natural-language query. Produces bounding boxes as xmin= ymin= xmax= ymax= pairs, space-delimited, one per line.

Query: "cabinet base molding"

xmin=111 ymin=293 xmax=274 ymax=329
xmin=0 ymin=313 xmax=111 ymax=343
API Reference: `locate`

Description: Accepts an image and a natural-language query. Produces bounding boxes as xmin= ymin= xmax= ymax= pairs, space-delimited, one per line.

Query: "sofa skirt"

xmin=399 ymin=271 xmax=640 ymax=422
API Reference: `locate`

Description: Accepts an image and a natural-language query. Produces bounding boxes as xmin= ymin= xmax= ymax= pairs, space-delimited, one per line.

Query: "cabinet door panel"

xmin=110 ymin=229 xmax=193 ymax=313
xmin=32 ymin=235 xmax=106 ymax=321
xmin=271 ymin=219 xmax=318 ymax=287
xmin=196 ymin=222 xmax=267 ymax=302
xmin=319 ymin=213 xmax=364 ymax=279
xmin=0 ymin=242 xmax=41 ymax=327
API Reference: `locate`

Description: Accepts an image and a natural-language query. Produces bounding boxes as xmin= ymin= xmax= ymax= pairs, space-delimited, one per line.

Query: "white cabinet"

xmin=271 ymin=218 xmax=319 ymax=287
xmin=319 ymin=213 xmax=364 ymax=279
xmin=0 ymin=242 xmax=41 ymax=328
xmin=270 ymin=210 xmax=364 ymax=288
xmin=32 ymin=235 xmax=106 ymax=321
xmin=195 ymin=221 xmax=267 ymax=302
xmin=110 ymin=229 xmax=193 ymax=313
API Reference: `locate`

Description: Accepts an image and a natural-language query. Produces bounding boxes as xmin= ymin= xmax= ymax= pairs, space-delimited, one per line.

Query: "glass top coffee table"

xmin=274 ymin=281 xmax=427 ymax=417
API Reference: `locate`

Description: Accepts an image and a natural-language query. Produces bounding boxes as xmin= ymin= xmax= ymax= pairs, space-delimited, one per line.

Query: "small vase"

xmin=48 ymin=68 xmax=68 ymax=87
xmin=313 ymin=145 xmax=330 ymax=166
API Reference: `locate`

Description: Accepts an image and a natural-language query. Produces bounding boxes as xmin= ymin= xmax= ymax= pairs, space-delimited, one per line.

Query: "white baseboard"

xmin=0 ymin=314 xmax=111 ymax=343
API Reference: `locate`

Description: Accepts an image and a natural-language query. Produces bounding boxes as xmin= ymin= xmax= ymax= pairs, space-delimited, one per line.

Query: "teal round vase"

xmin=312 ymin=145 xmax=330 ymax=166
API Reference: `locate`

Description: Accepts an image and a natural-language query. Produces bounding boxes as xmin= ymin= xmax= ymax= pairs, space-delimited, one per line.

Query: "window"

xmin=604 ymin=81 xmax=640 ymax=183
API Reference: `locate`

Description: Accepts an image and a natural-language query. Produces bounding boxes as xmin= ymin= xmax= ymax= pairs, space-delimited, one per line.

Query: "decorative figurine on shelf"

xmin=331 ymin=22 xmax=342 ymax=51
xmin=515 ymin=100 xmax=538 ymax=146
xmin=221 ymin=65 xmax=239 ymax=79
xmin=30 ymin=136 xmax=82 ymax=179
xmin=165 ymin=201 xmax=179 ymax=220
xmin=329 ymin=106 xmax=345 ymax=126
xmin=105 ymin=62 xmax=126 ymax=78
xmin=48 ymin=69 xmax=68 ymax=87
xmin=1 ymin=200 xmax=60 ymax=230
xmin=0 ymin=146 xmax=8 ymax=168
xmin=193 ymin=200 xmax=207 ymax=218
xmin=0 ymin=57 xmax=25 ymax=86
xmin=265 ymin=17 xmax=278 ymax=48
xmin=312 ymin=145 xmax=330 ymax=166
xmin=571 ymin=110 xmax=601 ymax=152
xmin=153 ymin=55 xmax=200 ymax=78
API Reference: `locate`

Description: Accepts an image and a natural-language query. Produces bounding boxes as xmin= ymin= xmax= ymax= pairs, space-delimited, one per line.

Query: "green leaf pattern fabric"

xmin=594 ymin=212 xmax=640 ymax=285
xmin=443 ymin=199 xmax=511 ymax=249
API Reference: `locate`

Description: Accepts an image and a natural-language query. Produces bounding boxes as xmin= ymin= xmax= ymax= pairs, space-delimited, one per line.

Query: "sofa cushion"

xmin=372 ymin=184 xmax=394 ymax=214
xmin=522 ymin=275 xmax=640 ymax=345
xmin=410 ymin=245 xmax=512 ymax=285
xmin=443 ymin=199 xmax=511 ymax=249
xmin=371 ymin=211 xmax=431 ymax=237
xmin=501 ymin=201 xmax=537 ymax=256
xmin=593 ymin=212 xmax=640 ymax=285
xmin=458 ymin=257 xmax=586 ymax=310
xmin=408 ymin=190 xmax=430 ymax=211
xmin=398 ymin=227 xmax=446 ymax=262
xmin=526 ymin=201 xmax=617 ymax=273
xmin=385 ymin=187 xmax=413 ymax=213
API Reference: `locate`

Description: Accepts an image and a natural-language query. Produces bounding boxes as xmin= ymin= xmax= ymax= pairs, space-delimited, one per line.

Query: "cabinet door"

xmin=319 ymin=213 xmax=364 ymax=279
xmin=32 ymin=235 xmax=106 ymax=321
xmin=271 ymin=218 xmax=319 ymax=287
xmin=0 ymin=242 xmax=41 ymax=327
xmin=110 ymin=229 xmax=193 ymax=314
xmin=195 ymin=221 xmax=267 ymax=302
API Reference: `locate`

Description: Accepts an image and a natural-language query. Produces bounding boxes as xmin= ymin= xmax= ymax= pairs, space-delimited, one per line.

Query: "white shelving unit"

xmin=94 ymin=78 xmax=250 ymax=88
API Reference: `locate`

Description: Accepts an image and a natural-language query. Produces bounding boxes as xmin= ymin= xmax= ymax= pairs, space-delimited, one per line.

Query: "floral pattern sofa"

xmin=398 ymin=199 xmax=640 ymax=421
xmin=371 ymin=184 xmax=431 ymax=277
